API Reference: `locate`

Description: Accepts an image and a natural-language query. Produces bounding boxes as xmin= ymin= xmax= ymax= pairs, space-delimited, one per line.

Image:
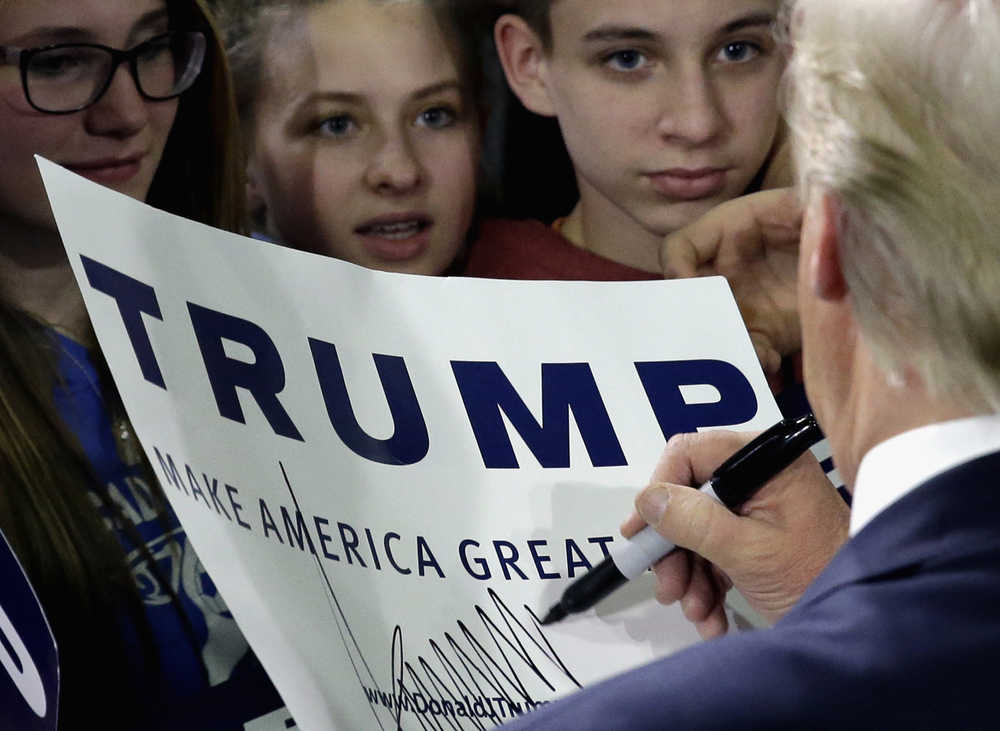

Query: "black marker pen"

xmin=540 ymin=414 xmax=823 ymax=625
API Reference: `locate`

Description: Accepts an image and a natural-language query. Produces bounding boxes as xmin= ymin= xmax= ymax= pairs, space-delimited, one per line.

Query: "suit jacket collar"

xmin=790 ymin=450 xmax=1000 ymax=615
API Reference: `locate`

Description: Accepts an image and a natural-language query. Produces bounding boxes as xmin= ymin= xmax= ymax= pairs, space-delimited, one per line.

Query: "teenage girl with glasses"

xmin=0 ymin=0 xmax=287 ymax=727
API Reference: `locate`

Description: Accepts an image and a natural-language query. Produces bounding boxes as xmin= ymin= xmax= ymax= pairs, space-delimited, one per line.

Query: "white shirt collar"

xmin=850 ymin=414 xmax=1000 ymax=536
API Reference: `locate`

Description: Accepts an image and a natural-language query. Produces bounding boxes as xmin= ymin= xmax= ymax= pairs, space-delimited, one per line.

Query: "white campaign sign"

xmin=40 ymin=158 xmax=782 ymax=730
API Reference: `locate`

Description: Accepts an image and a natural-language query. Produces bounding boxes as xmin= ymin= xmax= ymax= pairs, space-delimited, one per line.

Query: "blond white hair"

xmin=784 ymin=0 xmax=1000 ymax=410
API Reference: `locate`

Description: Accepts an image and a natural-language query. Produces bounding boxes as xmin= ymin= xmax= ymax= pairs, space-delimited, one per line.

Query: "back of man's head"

xmin=786 ymin=0 xmax=1000 ymax=411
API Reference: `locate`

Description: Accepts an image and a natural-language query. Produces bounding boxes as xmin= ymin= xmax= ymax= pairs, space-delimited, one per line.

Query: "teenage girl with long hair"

xmin=0 ymin=0 xmax=285 ymax=726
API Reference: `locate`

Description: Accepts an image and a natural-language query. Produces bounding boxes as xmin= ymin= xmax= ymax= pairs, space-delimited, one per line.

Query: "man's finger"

xmin=695 ymin=603 xmax=729 ymax=640
xmin=635 ymin=483 xmax=745 ymax=568
xmin=660 ymin=230 xmax=705 ymax=278
xmin=659 ymin=188 xmax=801 ymax=277
xmin=619 ymin=511 xmax=646 ymax=539
xmin=680 ymin=557 xmax=721 ymax=624
xmin=651 ymin=550 xmax=692 ymax=606
xmin=649 ymin=431 xmax=756 ymax=487
xmin=750 ymin=332 xmax=782 ymax=378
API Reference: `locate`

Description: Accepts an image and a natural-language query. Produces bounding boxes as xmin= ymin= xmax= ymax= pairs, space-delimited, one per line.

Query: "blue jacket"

xmin=503 ymin=451 xmax=1000 ymax=730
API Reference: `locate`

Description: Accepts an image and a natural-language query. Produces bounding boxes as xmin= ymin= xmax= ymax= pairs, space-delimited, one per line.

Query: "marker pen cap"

xmin=710 ymin=414 xmax=820 ymax=509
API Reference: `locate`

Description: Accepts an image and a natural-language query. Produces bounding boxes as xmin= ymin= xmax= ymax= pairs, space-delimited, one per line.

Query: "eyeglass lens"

xmin=25 ymin=32 xmax=205 ymax=113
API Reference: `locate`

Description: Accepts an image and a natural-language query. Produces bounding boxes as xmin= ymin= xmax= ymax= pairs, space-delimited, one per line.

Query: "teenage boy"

xmin=466 ymin=0 xmax=787 ymax=280
xmin=502 ymin=0 xmax=1000 ymax=726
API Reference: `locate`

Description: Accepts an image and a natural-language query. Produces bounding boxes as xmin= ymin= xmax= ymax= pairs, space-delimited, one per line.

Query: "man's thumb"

xmin=635 ymin=483 xmax=743 ymax=567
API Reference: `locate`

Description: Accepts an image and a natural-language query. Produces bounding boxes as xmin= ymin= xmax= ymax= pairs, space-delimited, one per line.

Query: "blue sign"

xmin=0 ymin=528 xmax=59 ymax=730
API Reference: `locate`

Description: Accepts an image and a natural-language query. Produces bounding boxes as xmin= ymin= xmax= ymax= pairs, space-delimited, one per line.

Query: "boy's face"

xmin=539 ymin=0 xmax=783 ymax=238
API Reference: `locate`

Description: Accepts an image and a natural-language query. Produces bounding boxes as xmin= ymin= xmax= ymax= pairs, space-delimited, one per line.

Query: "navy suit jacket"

xmin=503 ymin=451 xmax=1000 ymax=730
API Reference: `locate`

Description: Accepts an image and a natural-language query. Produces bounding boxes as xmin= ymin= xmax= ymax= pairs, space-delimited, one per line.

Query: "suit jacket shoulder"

xmin=503 ymin=451 xmax=1000 ymax=730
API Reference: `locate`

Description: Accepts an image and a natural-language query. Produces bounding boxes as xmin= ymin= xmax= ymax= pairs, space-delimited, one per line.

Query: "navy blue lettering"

xmin=493 ymin=540 xmax=528 ymax=580
xmin=309 ymin=340 xmax=428 ymax=465
xmin=364 ymin=529 xmax=382 ymax=570
xmin=225 ymin=484 xmax=252 ymax=531
xmin=492 ymin=697 xmax=507 ymax=719
xmin=188 ymin=303 xmax=303 ymax=441
xmin=338 ymin=523 xmax=367 ymax=567
xmin=185 ymin=465 xmax=209 ymax=507
xmin=281 ymin=507 xmax=317 ymax=554
xmin=81 ymin=256 xmax=165 ymax=388
xmin=384 ymin=533 xmax=410 ymax=575
xmin=527 ymin=539 xmax=560 ymax=579
xmin=565 ymin=539 xmax=592 ymax=577
xmin=152 ymin=447 xmax=188 ymax=495
xmin=259 ymin=499 xmax=283 ymax=543
xmin=203 ymin=475 xmax=231 ymax=520
xmin=451 ymin=362 xmax=627 ymax=469
xmin=313 ymin=517 xmax=340 ymax=561
xmin=588 ymin=536 xmax=614 ymax=560
xmin=416 ymin=536 xmax=445 ymax=578
xmin=636 ymin=360 xmax=758 ymax=440
xmin=459 ymin=539 xmax=490 ymax=580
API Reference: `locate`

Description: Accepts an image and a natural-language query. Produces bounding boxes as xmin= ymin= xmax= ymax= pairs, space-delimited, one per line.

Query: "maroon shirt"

xmin=464 ymin=219 xmax=660 ymax=282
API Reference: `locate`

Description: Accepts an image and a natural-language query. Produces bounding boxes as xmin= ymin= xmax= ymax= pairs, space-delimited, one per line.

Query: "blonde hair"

xmin=225 ymin=0 xmax=480 ymax=132
xmin=223 ymin=0 xmax=322 ymax=126
xmin=785 ymin=0 xmax=1000 ymax=410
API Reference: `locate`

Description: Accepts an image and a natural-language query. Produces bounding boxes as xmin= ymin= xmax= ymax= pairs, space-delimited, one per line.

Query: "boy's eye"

xmin=716 ymin=41 xmax=760 ymax=64
xmin=317 ymin=114 xmax=356 ymax=137
xmin=604 ymin=49 xmax=648 ymax=72
xmin=416 ymin=106 xmax=456 ymax=129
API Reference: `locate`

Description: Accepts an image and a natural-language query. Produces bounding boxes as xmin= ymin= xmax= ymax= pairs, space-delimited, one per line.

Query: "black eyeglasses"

xmin=0 ymin=31 xmax=207 ymax=114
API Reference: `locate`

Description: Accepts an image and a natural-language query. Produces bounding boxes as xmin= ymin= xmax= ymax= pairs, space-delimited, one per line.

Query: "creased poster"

xmin=40 ymin=157 xmax=782 ymax=730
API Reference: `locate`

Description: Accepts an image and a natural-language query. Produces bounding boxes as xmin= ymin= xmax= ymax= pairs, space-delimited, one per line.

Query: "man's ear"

xmin=809 ymin=193 xmax=849 ymax=301
xmin=494 ymin=14 xmax=557 ymax=117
